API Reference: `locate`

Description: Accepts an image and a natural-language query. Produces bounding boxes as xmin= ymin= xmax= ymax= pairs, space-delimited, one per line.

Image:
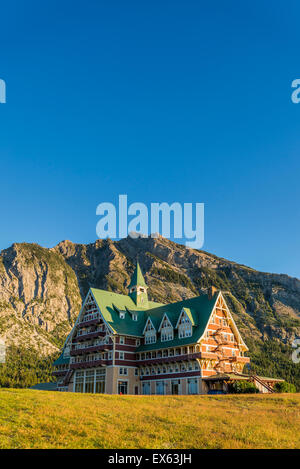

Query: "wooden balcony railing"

xmin=230 ymin=356 xmax=250 ymax=364
xmin=70 ymin=359 xmax=111 ymax=369
xmin=70 ymin=343 xmax=112 ymax=356
xmin=73 ymin=330 xmax=106 ymax=342
xmin=137 ymin=351 xmax=217 ymax=366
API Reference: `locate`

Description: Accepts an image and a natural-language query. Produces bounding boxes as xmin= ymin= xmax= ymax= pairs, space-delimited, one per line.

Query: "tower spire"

xmin=128 ymin=262 xmax=148 ymax=307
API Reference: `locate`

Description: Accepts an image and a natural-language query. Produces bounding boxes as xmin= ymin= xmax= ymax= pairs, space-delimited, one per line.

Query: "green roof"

xmin=136 ymin=293 xmax=218 ymax=351
xmin=53 ymin=353 xmax=70 ymax=366
xmin=128 ymin=262 xmax=147 ymax=289
xmin=91 ymin=288 xmax=162 ymax=336
xmin=90 ymin=287 xmax=219 ymax=348
xmin=30 ymin=382 xmax=58 ymax=391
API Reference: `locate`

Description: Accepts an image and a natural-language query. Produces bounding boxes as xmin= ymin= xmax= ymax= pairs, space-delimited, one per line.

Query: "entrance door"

xmin=171 ymin=380 xmax=180 ymax=395
xmin=188 ymin=379 xmax=197 ymax=394
xmin=118 ymin=381 xmax=128 ymax=395
xmin=134 ymin=386 xmax=139 ymax=395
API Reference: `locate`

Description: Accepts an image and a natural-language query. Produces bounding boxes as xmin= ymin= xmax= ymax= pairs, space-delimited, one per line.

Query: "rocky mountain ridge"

xmin=0 ymin=236 xmax=300 ymax=386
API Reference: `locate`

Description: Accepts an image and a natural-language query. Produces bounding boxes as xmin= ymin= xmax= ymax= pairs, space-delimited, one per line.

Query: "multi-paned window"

xmin=74 ymin=369 xmax=106 ymax=394
xmin=144 ymin=320 xmax=156 ymax=344
xmin=119 ymin=367 xmax=128 ymax=375
xmin=160 ymin=316 xmax=173 ymax=342
xmin=178 ymin=312 xmax=192 ymax=338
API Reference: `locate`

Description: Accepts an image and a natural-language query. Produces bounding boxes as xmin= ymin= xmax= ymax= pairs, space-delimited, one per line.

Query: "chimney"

xmin=208 ymin=286 xmax=217 ymax=299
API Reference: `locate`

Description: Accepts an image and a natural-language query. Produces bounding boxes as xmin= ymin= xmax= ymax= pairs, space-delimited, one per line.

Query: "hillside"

xmin=0 ymin=235 xmax=300 ymax=388
xmin=0 ymin=389 xmax=299 ymax=449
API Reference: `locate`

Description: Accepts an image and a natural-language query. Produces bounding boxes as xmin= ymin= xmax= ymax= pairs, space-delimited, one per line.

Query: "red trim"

xmin=140 ymin=371 xmax=201 ymax=381
xmin=70 ymin=359 xmax=112 ymax=369
xmin=115 ymin=360 xmax=137 ymax=366
xmin=137 ymin=351 xmax=217 ymax=366
xmin=116 ymin=344 xmax=137 ymax=351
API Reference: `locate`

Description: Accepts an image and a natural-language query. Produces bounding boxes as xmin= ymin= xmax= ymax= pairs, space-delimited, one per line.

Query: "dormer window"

xmin=159 ymin=315 xmax=174 ymax=342
xmin=177 ymin=310 xmax=192 ymax=338
xmin=120 ymin=312 xmax=125 ymax=319
xmin=144 ymin=318 xmax=156 ymax=344
xmin=132 ymin=314 xmax=138 ymax=321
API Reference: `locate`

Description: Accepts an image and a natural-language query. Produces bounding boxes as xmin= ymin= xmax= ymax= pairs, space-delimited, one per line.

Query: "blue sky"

xmin=1 ymin=1 xmax=300 ymax=278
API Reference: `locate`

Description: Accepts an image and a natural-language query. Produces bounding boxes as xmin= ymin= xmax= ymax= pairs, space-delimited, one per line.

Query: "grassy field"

xmin=0 ymin=389 xmax=299 ymax=449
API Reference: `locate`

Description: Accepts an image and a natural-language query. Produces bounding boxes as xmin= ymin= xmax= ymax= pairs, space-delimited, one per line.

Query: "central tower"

xmin=128 ymin=262 xmax=149 ymax=307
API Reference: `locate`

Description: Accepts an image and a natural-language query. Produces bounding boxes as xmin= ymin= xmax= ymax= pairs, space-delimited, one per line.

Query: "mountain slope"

xmin=0 ymin=236 xmax=300 ymax=388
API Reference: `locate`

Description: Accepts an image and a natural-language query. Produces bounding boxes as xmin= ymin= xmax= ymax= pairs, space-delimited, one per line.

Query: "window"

xmin=144 ymin=320 xmax=156 ymax=344
xmin=135 ymin=368 xmax=139 ymax=376
xmin=85 ymin=370 xmax=95 ymax=393
xmin=142 ymin=382 xmax=150 ymax=395
xmin=119 ymin=351 xmax=124 ymax=360
xmin=120 ymin=337 xmax=125 ymax=345
xmin=178 ymin=312 xmax=192 ymax=339
xmin=95 ymin=369 xmax=106 ymax=393
xmin=119 ymin=367 xmax=128 ymax=375
xmin=160 ymin=316 xmax=174 ymax=342
xmin=74 ymin=371 xmax=84 ymax=393
xmin=132 ymin=314 xmax=137 ymax=321
xmin=136 ymin=339 xmax=140 ymax=346
xmin=120 ymin=312 xmax=125 ymax=319
xmin=156 ymin=381 xmax=165 ymax=395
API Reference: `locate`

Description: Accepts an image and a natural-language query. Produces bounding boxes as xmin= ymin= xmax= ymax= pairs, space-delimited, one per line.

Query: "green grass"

xmin=0 ymin=389 xmax=299 ymax=449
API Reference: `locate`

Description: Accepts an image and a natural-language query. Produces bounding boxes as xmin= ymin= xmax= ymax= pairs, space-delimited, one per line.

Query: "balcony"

xmin=70 ymin=343 xmax=112 ymax=356
xmin=78 ymin=313 xmax=101 ymax=328
xmin=52 ymin=370 xmax=68 ymax=376
xmin=70 ymin=359 xmax=110 ymax=369
xmin=73 ymin=330 xmax=106 ymax=342
xmin=230 ymin=355 xmax=250 ymax=364
xmin=137 ymin=351 xmax=217 ymax=366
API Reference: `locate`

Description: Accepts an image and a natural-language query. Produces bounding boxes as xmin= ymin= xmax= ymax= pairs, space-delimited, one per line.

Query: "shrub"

xmin=230 ymin=380 xmax=259 ymax=394
xmin=274 ymin=381 xmax=296 ymax=393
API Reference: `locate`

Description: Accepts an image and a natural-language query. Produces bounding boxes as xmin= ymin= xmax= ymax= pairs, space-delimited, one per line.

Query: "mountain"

xmin=0 ymin=236 xmax=300 ymax=388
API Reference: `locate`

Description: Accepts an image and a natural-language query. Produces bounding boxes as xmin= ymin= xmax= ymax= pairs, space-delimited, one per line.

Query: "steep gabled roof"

xmin=136 ymin=292 xmax=219 ymax=351
xmin=175 ymin=307 xmax=197 ymax=328
xmin=90 ymin=288 xmax=162 ymax=336
xmin=90 ymin=287 xmax=219 ymax=346
xmin=158 ymin=313 xmax=173 ymax=332
xmin=128 ymin=262 xmax=147 ymax=289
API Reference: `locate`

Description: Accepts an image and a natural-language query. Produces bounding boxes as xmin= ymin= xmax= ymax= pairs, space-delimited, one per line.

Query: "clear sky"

xmin=1 ymin=1 xmax=300 ymax=278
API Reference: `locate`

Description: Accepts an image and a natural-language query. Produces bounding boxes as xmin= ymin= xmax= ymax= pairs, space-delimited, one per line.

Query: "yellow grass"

xmin=0 ymin=389 xmax=299 ymax=449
